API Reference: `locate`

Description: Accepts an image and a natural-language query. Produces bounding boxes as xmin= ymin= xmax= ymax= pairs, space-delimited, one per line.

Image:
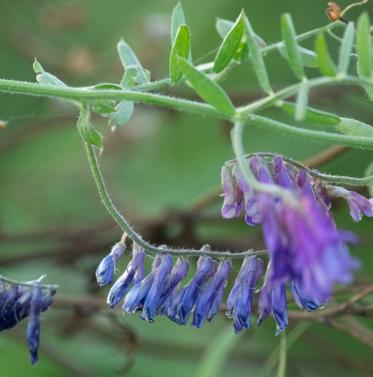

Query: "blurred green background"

xmin=1 ymin=0 xmax=373 ymax=376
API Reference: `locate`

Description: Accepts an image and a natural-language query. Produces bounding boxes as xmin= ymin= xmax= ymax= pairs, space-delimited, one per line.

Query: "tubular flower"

xmin=193 ymin=260 xmax=232 ymax=328
xmin=226 ymin=256 xmax=264 ymax=333
xmin=96 ymin=241 xmax=126 ymax=287
xmin=122 ymin=255 xmax=164 ymax=317
xmin=257 ymin=265 xmax=288 ymax=335
xmin=170 ymin=256 xmax=216 ymax=325
xmin=327 ymin=186 xmax=373 ymax=222
xmin=107 ymin=243 xmax=145 ymax=309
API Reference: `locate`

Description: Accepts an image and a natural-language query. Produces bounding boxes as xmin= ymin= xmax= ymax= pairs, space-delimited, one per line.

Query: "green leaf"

xmin=169 ymin=24 xmax=191 ymax=83
xmin=281 ymin=102 xmax=340 ymax=125
xmin=213 ymin=11 xmax=245 ymax=73
xmin=77 ymin=105 xmax=103 ymax=148
xmin=171 ymin=2 xmax=186 ymax=44
xmin=356 ymin=13 xmax=373 ymax=102
xmin=298 ymin=47 xmax=317 ymax=68
xmin=281 ymin=13 xmax=305 ymax=79
xmin=357 ymin=13 xmax=372 ymax=78
xmin=216 ymin=18 xmax=266 ymax=47
xmin=33 ymin=59 xmax=66 ymax=87
xmin=80 ymin=122 xmax=103 ymax=148
xmin=278 ymin=46 xmax=317 ymax=68
xmin=216 ymin=18 xmax=234 ymax=39
xmin=92 ymin=83 xmax=123 ymax=90
xmin=338 ymin=22 xmax=355 ymax=74
xmin=110 ymin=101 xmax=134 ymax=128
xmin=32 ymin=59 xmax=44 ymax=74
xmin=120 ymin=66 xmax=143 ymax=88
xmin=92 ymin=102 xmax=116 ymax=115
xmin=244 ymin=16 xmax=272 ymax=94
xmin=295 ymin=83 xmax=309 ymax=121
xmin=335 ymin=118 xmax=373 ymax=137
xmin=315 ymin=33 xmax=337 ymax=77
xmin=215 ymin=17 xmax=265 ymax=64
xmin=117 ymin=39 xmax=149 ymax=84
xmin=196 ymin=325 xmax=243 ymax=377
xmin=177 ymin=57 xmax=235 ymax=116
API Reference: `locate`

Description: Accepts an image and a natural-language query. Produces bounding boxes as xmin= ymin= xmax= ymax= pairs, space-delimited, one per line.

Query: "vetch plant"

xmin=1 ymin=0 xmax=373 ymax=369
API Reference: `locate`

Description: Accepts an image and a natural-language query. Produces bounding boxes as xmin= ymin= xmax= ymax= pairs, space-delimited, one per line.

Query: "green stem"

xmin=0 ymin=79 xmax=225 ymax=119
xmin=276 ymin=333 xmax=287 ymax=377
xmin=231 ymin=121 xmax=299 ymax=201
xmin=237 ymin=75 xmax=373 ymax=116
xmin=259 ymin=322 xmax=310 ymax=377
xmin=262 ymin=21 xmax=342 ymax=56
xmin=248 ymin=114 xmax=373 ymax=150
xmin=0 ymin=274 xmax=58 ymax=290
xmin=82 ymin=118 xmax=265 ymax=259
xmin=237 ymin=152 xmax=373 ymax=186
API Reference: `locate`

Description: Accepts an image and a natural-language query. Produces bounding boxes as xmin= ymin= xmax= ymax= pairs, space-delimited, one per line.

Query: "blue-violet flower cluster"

xmin=96 ymin=154 xmax=372 ymax=334
xmin=0 ymin=277 xmax=56 ymax=364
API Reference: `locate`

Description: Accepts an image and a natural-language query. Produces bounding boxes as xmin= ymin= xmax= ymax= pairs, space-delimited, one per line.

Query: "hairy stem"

xmin=225 ymin=151 xmax=373 ymax=186
xmin=0 ymin=79 xmax=226 ymax=119
xmin=248 ymin=114 xmax=373 ymax=150
xmin=0 ymin=274 xmax=58 ymax=290
xmin=231 ymin=121 xmax=295 ymax=201
xmin=82 ymin=124 xmax=265 ymax=259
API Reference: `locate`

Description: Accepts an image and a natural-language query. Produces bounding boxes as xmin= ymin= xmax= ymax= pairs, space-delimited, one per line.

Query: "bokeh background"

xmin=1 ymin=0 xmax=373 ymax=376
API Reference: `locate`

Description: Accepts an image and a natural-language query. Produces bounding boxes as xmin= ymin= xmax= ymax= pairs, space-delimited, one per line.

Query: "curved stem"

xmin=83 ymin=138 xmax=265 ymax=259
xmin=0 ymin=274 xmax=58 ymax=290
xmin=262 ymin=22 xmax=342 ymax=56
xmin=248 ymin=114 xmax=373 ymax=150
xmin=231 ymin=121 xmax=294 ymax=201
xmin=225 ymin=152 xmax=373 ymax=186
xmin=341 ymin=0 xmax=369 ymax=17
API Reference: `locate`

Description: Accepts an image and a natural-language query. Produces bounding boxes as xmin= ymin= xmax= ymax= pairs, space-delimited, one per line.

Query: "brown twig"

xmin=328 ymin=316 xmax=373 ymax=349
xmin=303 ymin=145 xmax=349 ymax=169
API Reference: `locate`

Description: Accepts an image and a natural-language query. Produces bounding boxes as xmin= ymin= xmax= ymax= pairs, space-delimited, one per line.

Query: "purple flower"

xmin=273 ymin=156 xmax=296 ymax=190
xmin=107 ymin=243 xmax=145 ymax=309
xmin=233 ymin=161 xmax=261 ymax=226
xmin=193 ymin=260 xmax=231 ymax=328
xmin=169 ymin=256 xmax=216 ymax=325
xmin=142 ymin=255 xmax=173 ymax=322
xmin=27 ymin=284 xmax=42 ymax=365
xmin=0 ymin=278 xmax=56 ymax=365
xmin=96 ymin=242 xmax=126 ymax=287
xmin=255 ymin=162 xmax=360 ymax=303
xmin=257 ymin=266 xmax=288 ymax=335
xmin=221 ymin=165 xmax=244 ymax=219
xmin=122 ymin=255 xmax=162 ymax=315
xmin=271 ymin=283 xmax=288 ymax=335
xmin=327 ymin=186 xmax=373 ymax=222
xmin=281 ymin=194 xmax=360 ymax=301
xmin=290 ymin=281 xmax=326 ymax=311
xmin=207 ymin=284 xmax=224 ymax=322
xmin=158 ymin=258 xmax=189 ymax=315
xmin=221 ymin=154 xmax=361 ymax=308
xmin=226 ymin=256 xmax=263 ymax=333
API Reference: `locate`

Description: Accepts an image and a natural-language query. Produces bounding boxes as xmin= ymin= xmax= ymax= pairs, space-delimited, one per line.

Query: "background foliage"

xmin=0 ymin=0 xmax=373 ymax=376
